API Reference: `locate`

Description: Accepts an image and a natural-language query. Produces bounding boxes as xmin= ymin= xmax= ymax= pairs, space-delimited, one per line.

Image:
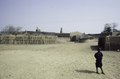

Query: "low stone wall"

xmin=0 ymin=35 xmax=57 ymax=44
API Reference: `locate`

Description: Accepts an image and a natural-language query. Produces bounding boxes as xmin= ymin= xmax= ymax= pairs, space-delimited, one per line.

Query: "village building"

xmin=98 ymin=31 xmax=120 ymax=51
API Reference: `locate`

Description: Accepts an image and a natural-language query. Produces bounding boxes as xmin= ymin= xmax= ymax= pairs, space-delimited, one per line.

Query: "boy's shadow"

xmin=75 ymin=70 xmax=96 ymax=74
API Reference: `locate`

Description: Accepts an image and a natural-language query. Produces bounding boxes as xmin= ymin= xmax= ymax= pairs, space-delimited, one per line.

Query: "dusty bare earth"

xmin=0 ymin=39 xmax=120 ymax=79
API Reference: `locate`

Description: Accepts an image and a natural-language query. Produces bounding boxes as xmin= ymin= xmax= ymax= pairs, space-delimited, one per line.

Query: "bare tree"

xmin=101 ymin=23 xmax=112 ymax=36
xmin=103 ymin=23 xmax=112 ymax=33
xmin=112 ymin=23 xmax=118 ymax=32
xmin=2 ymin=25 xmax=22 ymax=34
xmin=101 ymin=22 xmax=119 ymax=36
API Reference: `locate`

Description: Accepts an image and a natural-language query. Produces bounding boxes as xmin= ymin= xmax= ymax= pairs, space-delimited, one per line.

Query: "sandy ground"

xmin=0 ymin=39 xmax=120 ymax=79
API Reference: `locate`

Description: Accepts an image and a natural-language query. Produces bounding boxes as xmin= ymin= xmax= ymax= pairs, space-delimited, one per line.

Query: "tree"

xmin=101 ymin=22 xmax=119 ymax=36
xmin=2 ymin=25 xmax=22 ymax=34
xmin=112 ymin=23 xmax=118 ymax=32
xmin=102 ymin=23 xmax=112 ymax=36
xmin=104 ymin=24 xmax=112 ymax=33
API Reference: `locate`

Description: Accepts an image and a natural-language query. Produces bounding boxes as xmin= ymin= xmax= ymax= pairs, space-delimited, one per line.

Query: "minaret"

xmin=60 ymin=27 xmax=62 ymax=34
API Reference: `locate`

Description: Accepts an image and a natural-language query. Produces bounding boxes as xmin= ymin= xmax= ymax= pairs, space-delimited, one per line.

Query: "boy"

xmin=94 ymin=48 xmax=104 ymax=74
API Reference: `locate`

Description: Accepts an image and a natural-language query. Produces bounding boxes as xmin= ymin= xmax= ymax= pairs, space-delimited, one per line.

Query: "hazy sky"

xmin=0 ymin=0 xmax=120 ymax=34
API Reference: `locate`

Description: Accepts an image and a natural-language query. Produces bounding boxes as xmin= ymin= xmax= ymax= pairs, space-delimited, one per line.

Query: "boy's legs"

xmin=100 ymin=67 xmax=105 ymax=74
xmin=96 ymin=67 xmax=98 ymax=73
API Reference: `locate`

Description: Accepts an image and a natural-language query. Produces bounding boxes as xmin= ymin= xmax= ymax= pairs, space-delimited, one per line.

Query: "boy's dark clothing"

xmin=94 ymin=52 xmax=103 ymax=67
xmin=94 ymin=48 xmax=104 ymax=74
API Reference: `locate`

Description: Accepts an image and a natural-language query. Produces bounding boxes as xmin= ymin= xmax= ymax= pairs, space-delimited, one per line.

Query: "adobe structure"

xmin=98 ymin=32 xmax=120 ymax=51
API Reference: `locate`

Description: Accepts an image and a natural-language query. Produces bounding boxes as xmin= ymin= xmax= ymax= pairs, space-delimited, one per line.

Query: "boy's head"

xmin=98 ymin=48 xmax=101 ymax=52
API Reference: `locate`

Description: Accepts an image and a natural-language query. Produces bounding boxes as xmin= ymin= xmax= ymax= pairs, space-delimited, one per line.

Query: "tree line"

xmin=102 ymin=22 xmax=119 ymax=36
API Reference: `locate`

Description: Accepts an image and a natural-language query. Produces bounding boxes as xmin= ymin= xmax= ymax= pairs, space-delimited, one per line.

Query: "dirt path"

xmin=0 ymin=39 xmax=120 ymax=79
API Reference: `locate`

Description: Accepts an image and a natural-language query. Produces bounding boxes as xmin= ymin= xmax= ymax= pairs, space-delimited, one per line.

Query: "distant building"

xmin=70 ymin=32 xmax=88 ymax=42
